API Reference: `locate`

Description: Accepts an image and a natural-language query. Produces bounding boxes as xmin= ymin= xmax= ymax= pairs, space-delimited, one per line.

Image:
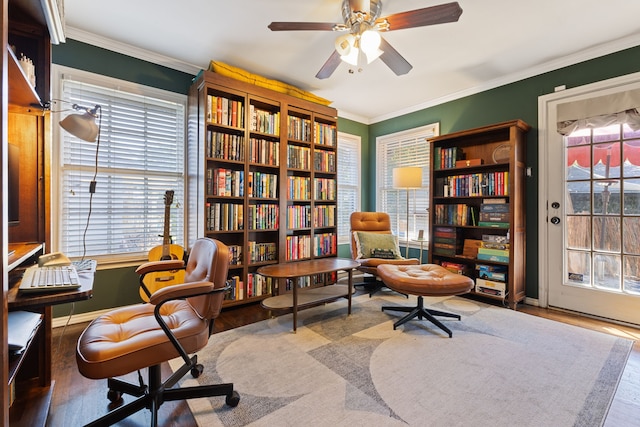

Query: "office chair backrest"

xmin=349 ymin=212 xmax=393 ymax=259
xmin=184 ymin=238 xmax=230 ymax=320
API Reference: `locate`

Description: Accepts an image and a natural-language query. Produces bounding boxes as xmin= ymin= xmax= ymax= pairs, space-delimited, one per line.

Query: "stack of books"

xmin=432 ymin=226 xmax=461 ymax=256
xmin=478 ymin=200 xmax=509 ymax=228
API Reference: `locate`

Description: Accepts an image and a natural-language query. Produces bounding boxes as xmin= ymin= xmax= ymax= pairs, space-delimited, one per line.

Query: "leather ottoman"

xmin=376 ymin=264 xmax=474 ymax=337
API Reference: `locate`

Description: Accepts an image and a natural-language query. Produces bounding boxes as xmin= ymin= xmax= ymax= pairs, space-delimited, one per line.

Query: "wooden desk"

xmin=258 ymin=258 xmax=359 ymax=332
xmin=7 ymin=243 xmax=94 ymax=427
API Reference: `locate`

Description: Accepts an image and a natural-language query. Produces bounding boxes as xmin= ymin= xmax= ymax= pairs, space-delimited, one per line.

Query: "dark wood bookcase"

xmin=428 ymin=120 xmax=530 ymax=309
xmin=187 ymin=71 xmax=338 ymax=307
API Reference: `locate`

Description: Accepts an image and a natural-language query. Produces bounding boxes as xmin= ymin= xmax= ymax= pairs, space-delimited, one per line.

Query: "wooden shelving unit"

xmin=428 ymin=120 xmax=530 ymax=309
xmin=188 ymin=71 xmax=338 ymax=307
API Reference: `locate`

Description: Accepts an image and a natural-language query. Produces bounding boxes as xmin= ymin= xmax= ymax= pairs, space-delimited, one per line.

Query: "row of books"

xmin=247 ymin=273 xmax=273 ymax=298
xmin=225 ymin=273 xmax=275 ymax=301
xmin=314 ymin=178 xmax=336 ymax=201
xmin=287 ymin=145 xmax=311 ymax=169
xmin=433 ymin=146 xmax=463 ymax=170
xmin=248 ymin=171 xmax=278 ymax=199
xmin=286 ymin=234 xmax=311 ymax=260
xmin=287 ymin=176 xmax=311 ymax=200
xmin=286 ymin=204 xmax=336 ymax=230
xmin=250 ymin=105 xmax=280 ymax=135
xmin=437 ymin=171 xmax=509 ymax=197
xmin=314 ymin=232 xmax=337 ymax=257
xmin=315 ymin=122 xmax=337 ymax=147
xmin=206 ymin=130 xmax=244 ymax=161
xmin=432 ymin=226 xmax=461 ymax=256
xmin=314 ymin=149 xmax=336 ymax=173
xmin=283 ymin=272 xmax=337 ymax=291
xmin=287 ymin=116 xmax=312 ymax=142
xmin=207 ymin=167 xmax=244 ymax=197
xmin=247 ymin=241 xmax=277 ymax=263
xmin=207 ymin=95 xmax=244 ymax=128
xmin=206 ymin=202 xmax=243 ymax=231
xmin=287 ymin=205 xmax=311 ymax=229
xmin=314 ymin=205 xmax=335 ymax=228
xmin=246 ymin=203 xmax=279 ymax=230
xmin=249 ymin=137 xmax=279 ymax=166
xmin=433 ymin=204 xmax=478 ymax=226
xmin=228 ymin=244 xmax=242 ymax=265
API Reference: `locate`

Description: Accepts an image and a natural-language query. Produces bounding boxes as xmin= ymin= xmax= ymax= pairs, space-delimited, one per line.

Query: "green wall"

xmin=368 ymin=45 xmax=640 ymax=299
xmin=51 ymin=39 xmax=640 ymax=317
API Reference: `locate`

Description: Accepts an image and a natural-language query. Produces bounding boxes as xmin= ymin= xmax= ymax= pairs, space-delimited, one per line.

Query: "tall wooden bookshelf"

xmin=428 ymin=120 xmax=530 ymax=309
xmin=188 ymin=71 xmax=338 ymax=306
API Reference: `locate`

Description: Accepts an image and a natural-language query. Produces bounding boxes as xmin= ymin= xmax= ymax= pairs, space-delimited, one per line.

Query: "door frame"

xmin=538 ymin=70 xmax=640 ymax=309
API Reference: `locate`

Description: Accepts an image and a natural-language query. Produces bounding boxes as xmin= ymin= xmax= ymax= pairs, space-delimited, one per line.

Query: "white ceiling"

xmin=63 ymin=0 xmax=640 ymax=124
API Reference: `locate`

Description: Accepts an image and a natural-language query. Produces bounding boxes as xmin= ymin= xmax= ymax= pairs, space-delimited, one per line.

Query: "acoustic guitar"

xmin=140 ymin=190 xmax=186 ymax=301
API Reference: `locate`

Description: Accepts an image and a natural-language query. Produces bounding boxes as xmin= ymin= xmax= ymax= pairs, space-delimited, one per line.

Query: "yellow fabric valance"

xmin=208 ymin=61 xmax=332 ymax=106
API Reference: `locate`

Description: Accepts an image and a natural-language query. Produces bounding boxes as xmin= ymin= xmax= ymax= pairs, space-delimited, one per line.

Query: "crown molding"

xmin=65 ymin=26 xmax=202 ymax=75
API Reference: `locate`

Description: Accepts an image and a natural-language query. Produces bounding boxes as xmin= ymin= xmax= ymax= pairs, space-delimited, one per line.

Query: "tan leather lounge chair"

xmin=76 ymin=238 xmax=239 ymax=426
xmin=350 ymin=212 xmax=420 ymax=296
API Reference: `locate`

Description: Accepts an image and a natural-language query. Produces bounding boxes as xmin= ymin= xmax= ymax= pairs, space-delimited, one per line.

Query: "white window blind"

xmin=53 ymin=67 xmax=186 ymax=261
xmin=376 ymin=123 xmax=439 ymax=242
xmin=337 ymin=133 xmax=361 ymax=244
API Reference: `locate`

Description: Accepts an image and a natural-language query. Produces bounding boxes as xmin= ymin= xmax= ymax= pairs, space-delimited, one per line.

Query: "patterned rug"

xmin=170 ymin=293 xmax=632 ymax=427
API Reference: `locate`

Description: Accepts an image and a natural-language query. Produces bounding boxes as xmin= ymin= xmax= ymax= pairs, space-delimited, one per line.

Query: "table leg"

xmin=292 ymin=276 xmax=299 ymax=333
xmin=347 ymin=269 xmax=353 ymax=315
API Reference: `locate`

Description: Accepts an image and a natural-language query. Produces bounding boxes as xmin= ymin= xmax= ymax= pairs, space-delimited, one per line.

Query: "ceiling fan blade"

xmin=315 ymin=50 xmax=342 ymax=79
xmin=268 ymin=22 xmax=336 ymax=31
xmin=377 ymin=2 xmax=463 ymax=31
xmin=379 ymin=37 xmax=412 ymax=76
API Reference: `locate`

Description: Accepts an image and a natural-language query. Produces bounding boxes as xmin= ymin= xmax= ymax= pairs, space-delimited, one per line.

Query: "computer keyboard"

xmin=19 ymin=265 xmax=81 ymax=293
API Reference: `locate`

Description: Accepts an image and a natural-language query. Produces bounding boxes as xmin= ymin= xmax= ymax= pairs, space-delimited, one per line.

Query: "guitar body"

xmin=140 ymin=191 xmax=186 ymax=301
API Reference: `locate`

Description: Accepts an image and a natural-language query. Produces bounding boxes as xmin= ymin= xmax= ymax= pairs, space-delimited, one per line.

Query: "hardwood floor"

xmin=48 ymin=293 xmax=640 ymax=426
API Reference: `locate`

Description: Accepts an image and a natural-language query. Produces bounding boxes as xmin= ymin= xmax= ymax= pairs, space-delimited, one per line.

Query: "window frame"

xmin=375 ymin=123 xmax=439 ymax=247
xmin=51 ymin=65 xmax=188 ymax=266
xmin=337 ymin=132 xmax=362 ymax=244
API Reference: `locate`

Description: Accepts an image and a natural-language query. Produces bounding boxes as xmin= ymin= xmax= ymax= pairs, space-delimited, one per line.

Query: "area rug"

xmin=169 ymin=294 xmax=633 ymax=427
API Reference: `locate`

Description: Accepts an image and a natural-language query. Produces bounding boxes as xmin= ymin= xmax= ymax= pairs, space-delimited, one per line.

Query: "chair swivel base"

xmin=382 ymin=296 xmax=460 ymax=338
xmin=355 ymin=276 xmax=408 ymax=298
xmin=85 ymin=357 xmax=240 ymax=427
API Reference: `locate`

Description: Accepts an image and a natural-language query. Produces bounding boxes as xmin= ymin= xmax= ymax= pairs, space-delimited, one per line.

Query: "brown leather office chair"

xmin=76 ymin=238 xmax=239 ymax=427
xmin=350 ymin=212 xmax=420 ymax=296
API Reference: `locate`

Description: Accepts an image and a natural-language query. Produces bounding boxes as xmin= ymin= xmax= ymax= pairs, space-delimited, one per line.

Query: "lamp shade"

xmin=60 ymin=111 xmax=99 ymax=142
xmin=393 ymin=167 xmax=422 ymax=188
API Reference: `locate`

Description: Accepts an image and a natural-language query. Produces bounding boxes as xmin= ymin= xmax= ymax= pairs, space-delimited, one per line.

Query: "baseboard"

xmin=52 ymin=306 xmax=130 ymax=329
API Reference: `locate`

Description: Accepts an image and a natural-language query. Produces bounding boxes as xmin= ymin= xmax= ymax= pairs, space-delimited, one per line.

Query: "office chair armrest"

xmin=136 ymin=259 xmax=186 ymax=276
xmin=148 ymin=281 xmax=215 ymax=305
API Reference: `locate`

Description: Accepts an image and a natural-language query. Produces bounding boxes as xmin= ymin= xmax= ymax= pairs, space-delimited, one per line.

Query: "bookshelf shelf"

xmin=189 ymin=71 xmax=338 ymax=307
xmin=428 ymin=120 xmax=530 ymax=309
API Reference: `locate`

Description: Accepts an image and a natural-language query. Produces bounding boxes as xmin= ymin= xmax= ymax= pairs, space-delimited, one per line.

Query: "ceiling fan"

xmin=268 ymin=0 xmax=463 ymax=79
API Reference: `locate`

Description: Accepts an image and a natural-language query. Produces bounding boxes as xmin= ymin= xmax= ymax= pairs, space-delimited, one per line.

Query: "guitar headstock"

xmin=164 ymin=190 xmax=175 ymax=206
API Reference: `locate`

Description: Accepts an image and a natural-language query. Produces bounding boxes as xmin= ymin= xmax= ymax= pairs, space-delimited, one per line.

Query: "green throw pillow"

xmin=353 ymin=231 xmax=401 ymax=260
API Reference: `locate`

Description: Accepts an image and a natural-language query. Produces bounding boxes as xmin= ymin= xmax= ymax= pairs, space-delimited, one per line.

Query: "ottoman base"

xmin=382 ymin=296 xmax=460 ymax=337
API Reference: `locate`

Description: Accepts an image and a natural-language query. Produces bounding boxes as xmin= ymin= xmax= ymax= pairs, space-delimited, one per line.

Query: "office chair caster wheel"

xmin=191 ymin=364 xmax=204 ymax=378
xmin=226 ymin=391 xmax=240 ymax=407
xmin=107 ymin=389 xmax=123 ymax=403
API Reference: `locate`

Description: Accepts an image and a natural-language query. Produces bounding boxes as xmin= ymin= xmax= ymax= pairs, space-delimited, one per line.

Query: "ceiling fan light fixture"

xmin=335 ymin=33 xmax=355 ymax=56
xmin=360 ymin=29 xmax=381 ymax=55
xmin=341 ymin=46 xmax=360 ymax=66
xmin=364 ymin=47 xmax=383 ymax=64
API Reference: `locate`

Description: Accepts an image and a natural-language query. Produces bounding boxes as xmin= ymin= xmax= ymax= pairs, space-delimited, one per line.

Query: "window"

xmin=52 ymin=66 xmax=186 ymax=263
xmin=376 ymin=123 xmax=439 ymax=244
xmin=337 ymin=132 xmax=361 ymax=244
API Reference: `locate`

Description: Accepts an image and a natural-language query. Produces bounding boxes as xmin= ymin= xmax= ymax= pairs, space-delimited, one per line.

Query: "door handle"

xmin=551 ymin=216 xmax=560 ymax=225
